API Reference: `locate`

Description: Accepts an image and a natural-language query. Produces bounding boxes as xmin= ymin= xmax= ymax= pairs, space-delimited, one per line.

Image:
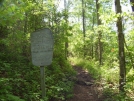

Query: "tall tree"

xmin=91 ymin=13 xmax=95 ymax=59
xmin=130 ymin=0 xmax=134 ymax=11
xmin=64 ymin=0 xmax=68 ymax=59
xmin=96 ymin=0 xmax=102 ymax=65
xmin=115 ymin=0 xmax=126 ymax=92
xmin=82 ymin=0 xmax=86 ymax=57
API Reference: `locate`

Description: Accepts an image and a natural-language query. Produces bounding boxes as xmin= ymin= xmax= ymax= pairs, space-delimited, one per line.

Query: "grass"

xmin=69 ymin=57 xmax=101 ymax=79
xmin=69 ymin=57 xmax=134 ymax=101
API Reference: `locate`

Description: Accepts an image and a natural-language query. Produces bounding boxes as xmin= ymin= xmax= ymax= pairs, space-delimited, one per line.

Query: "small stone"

xmin=85 ymin=82 xmax=93 ymax=86
xmin=88 ymin=93 xmax=93 ymax=96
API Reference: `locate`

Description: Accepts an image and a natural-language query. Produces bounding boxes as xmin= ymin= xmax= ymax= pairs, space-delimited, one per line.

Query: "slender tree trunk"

xmin=22 ymin=13 xmax=28 ymax=57
xmin=130 ymin=0 xmax=134 ymax=11
xmin=82 ymin=0 xmax=86 ymax=57
xmin=0 ymin=26 xmax=7 ymax=52
xmin=64 ymin=0 xmax=68 ymax=59
xmin=91 ymin=14 xmax=95 ymax=59
xmin=96 ymin=0 xmax=102 ymax=65
xmin=24 ymin=13 xmax=28 ymax=33
xmin=115 ymin=0 xmax=126 ymax=93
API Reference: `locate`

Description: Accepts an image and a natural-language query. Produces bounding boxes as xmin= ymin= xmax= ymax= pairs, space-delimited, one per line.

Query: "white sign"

xmin=31 ymin=28 xmax=53 ymax=66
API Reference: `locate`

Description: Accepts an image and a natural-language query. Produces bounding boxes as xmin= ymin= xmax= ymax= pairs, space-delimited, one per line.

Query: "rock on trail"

xmin=67 ymin=66 xmax=103 ymax=101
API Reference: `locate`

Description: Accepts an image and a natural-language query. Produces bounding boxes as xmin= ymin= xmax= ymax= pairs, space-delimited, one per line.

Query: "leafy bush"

xmin=69 ymin=57 xmax=100 ymax=79
xmin=45 ymin=57 xmax=76 ymax=101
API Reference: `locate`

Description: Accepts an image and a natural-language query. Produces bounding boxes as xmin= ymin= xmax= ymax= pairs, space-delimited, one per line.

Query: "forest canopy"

xmin=0 ymin=0 xmax=134 ymax=101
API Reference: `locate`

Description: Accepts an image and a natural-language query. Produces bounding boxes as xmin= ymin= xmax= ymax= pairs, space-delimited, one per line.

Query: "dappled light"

xmin=0 ymin=0 xmax=134 ymax=101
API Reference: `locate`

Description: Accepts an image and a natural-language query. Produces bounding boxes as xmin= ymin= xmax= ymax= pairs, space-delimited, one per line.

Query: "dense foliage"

xmin=68 ymin=0 xmax=134 ymax=100
xmin=0 ymin=0 xmax=75 ymax=101
xmin=0 ymin=0 xmax=134 ymax=101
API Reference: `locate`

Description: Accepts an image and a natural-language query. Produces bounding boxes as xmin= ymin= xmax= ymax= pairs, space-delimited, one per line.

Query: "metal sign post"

xmin=31 ymin=28 xmax=53 ymax=99
xmin=40 ymin=66 xmax=45 ymax=98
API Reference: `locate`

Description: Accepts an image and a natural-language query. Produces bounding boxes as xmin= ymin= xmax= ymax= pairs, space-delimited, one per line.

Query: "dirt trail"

xmin=67 ymin=66 xmax=103 ymax=101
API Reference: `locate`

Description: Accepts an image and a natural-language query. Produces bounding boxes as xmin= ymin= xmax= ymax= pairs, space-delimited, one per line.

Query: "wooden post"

xmin=40 ymin=66 xmax=45 ymax=99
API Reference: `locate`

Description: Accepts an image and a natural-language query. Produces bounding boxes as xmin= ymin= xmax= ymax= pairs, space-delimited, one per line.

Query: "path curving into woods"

xmin=67 ymin=66 xmax=104 ymax=101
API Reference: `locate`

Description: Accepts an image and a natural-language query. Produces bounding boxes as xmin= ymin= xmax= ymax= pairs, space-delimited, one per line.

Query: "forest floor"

xmin=67 ymin=66 xmax=104 ymax=101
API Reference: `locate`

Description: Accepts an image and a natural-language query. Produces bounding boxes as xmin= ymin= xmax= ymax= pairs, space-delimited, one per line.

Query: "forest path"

xmin=67 ymin=66 xmax=103 ymax=101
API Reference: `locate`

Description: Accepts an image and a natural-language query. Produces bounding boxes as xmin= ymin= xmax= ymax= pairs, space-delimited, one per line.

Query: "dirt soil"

xmin=67 ymin=66 xmax=104 ymax=101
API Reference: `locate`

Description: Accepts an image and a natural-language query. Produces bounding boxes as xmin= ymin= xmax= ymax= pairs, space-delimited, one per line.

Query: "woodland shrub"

xmin=69 ymin=57 xmax=100 ymax=79
xmin=45 ymin=57 xmax=76 ymax=101
xmin=0 ymin=39 xmax=76 ymax=101
xmin=0 ymin=52 xmax=76 ymax=101
xmin=69 ymin=57 xmax=134 ymax=100
xmin=0 ymin=27 xmax=76 ymax=101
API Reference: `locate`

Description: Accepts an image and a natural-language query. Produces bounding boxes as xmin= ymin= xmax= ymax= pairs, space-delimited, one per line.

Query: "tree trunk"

xmin=91 ymin=14 xmax=95 ymax=59
xmin=24 ymin=13 xmax=28 ymax=33
xmin=64 ymin=0 xmax=68 ymax=59
xmin=130 ymin=0 xmax=134 ymax=11
xmin=96 ymin=0 xmax=102 ymax=65
xmin=115 ymin=0 xmax=126 ymax=93
xmin=82 ymin=0 xmax=86 ymax=57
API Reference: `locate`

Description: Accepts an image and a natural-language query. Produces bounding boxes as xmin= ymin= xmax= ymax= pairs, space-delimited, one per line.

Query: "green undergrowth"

xmin=0 ymin=55 xmax=76 ymax=101
xmin=45 ymin=58 xmax=76 ymax=101
xmin=69 ymin=57 xmax=100 ymax=79
xmin=101 ymin=62 xmax=134 ymax=101
xmin=69 ymin=57 xmax=134 ymax=101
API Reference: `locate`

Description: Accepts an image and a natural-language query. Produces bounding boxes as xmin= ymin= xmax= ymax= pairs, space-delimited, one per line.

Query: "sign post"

xmin=31 ymin=28 xmax=53 ymax=99
xmin=40 ymin=66 xmax=45 ymax=98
